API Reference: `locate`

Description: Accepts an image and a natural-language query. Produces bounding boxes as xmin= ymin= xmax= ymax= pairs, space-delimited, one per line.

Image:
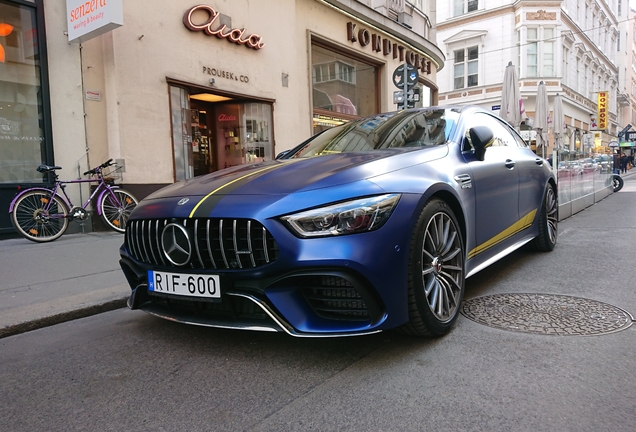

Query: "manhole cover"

xmin=461 ymin=294 xmax=634 ymax=336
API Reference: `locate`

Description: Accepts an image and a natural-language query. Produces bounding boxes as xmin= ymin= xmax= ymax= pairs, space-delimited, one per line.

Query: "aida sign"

xmin=183 ymin=5 xmax=265 ymax=50
xmin=597 ymin=91 xmax=608 ymax=130
xmin=66 ymin=0 xmax=123 ymax=43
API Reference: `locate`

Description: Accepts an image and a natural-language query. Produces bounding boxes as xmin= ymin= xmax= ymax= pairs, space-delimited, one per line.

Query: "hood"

xmin=131 ymin=146 xmax=448 ymax=220
xmin=146 ymin=146 xmax=448 ymax=200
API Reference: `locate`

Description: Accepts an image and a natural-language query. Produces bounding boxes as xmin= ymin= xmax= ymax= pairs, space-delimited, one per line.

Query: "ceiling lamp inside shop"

xmin=190 ymin=93 xmax=233 ymax=103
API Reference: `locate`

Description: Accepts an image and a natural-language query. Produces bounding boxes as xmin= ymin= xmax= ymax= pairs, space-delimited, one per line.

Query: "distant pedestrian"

xmin=620 ymin=153 xmax=628 ymax=173
xmin=628 ymin=154 xmax=634 ymax=170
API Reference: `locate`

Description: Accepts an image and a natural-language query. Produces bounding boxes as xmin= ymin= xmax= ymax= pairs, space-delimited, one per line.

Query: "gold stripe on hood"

xmin=188 ymin=165 xmax=281 ymax=218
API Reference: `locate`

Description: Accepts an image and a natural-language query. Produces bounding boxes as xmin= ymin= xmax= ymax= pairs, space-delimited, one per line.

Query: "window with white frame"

xmin=453 ymin=46 xmax=478 ymax=89
xmin=313 ymin=60 xmax=356 ymax=84
xmin=525 ymin=27 xmax=555 ymax=77
xmin=453 ymin=0 xmax=478 ymax=17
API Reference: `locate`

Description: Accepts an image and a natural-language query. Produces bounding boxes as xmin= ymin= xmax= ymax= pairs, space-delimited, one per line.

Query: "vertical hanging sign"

xmin=597 ymin=91 xmax=608 ymax=130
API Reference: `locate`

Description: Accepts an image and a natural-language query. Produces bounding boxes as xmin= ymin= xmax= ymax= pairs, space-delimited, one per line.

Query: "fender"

xmin=96 ymin=186 xmax=120 ymax=216
xmin=8 ymin=187 xmax=70 ymax=213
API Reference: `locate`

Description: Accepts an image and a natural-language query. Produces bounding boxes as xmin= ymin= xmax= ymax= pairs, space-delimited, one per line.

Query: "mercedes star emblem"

xmin=161 ymin=223 xmax=192 ymax=266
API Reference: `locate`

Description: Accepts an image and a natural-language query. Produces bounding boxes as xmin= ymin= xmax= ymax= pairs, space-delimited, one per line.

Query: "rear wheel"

xmin=99 ymin=189 xmax=138 ymax=232
xmin=11 ymin=191 xmax=69 ymax=242
xmin=529 ymin=184 xmax=558 ymax=251
xmin=612 ymin=175 xmax=624 ymax=192
xmin=401 ymin=199 xmax=465 ymax=337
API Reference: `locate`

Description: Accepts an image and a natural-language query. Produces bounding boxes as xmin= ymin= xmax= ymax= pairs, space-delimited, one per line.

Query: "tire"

xmin=10 ymin=191 xmax=69 ymax=242
xmin=99 ymin=189 xmax=138 ymax=233
xmin=529 ymin=183 xmax=558 ymax=251
xmin=612 ymin=175 xmax=624 ymax=192
xmin=400 ymin=199 xmax=465 ymax=337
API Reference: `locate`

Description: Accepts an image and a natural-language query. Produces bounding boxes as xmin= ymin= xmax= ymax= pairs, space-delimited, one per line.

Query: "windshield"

xmin=286 ymin=109 xmax=459 ymax=159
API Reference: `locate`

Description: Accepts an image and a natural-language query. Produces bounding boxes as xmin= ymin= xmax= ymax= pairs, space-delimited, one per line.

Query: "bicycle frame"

xmin=8 ymin=176 xmax=121 ymax=217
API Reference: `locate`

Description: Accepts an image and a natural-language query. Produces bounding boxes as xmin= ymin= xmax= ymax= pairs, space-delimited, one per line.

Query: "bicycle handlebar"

xmin=83 ymin=159 xmax=115 ymax=176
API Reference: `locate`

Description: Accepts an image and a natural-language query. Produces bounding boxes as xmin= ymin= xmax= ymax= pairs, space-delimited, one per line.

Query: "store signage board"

xmin=66 ymin=0 xmax=123 ymax=43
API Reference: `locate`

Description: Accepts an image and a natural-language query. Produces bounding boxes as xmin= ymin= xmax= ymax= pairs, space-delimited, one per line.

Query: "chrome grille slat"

xmin=262 ymin=227 xmax=270 ymax=263
xmin=232 ymin=219 xmax=242 ymax=269
xmin=147 ymin=221 xmax=159 ymax=265
xmin=193 ymin=219 xmax=205 ymax=269
xmin=219 ymin=220 xmax=229 ymax=268
xmin=125 ymin=218 xmax=278 ymax=270
xmin=206 ymin=220 xmax=217 ymax=269
xmin=246 ymin=220 xmax=256 ymax=267
xmin=141 ymin=220 xmax=150 ymax=263
xmin=135 ymin=221 xmax=143 ymax=263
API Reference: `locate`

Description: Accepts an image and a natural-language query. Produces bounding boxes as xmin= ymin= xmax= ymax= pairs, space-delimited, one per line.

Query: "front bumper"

xmin=118 ymin=196 xmax=420 ymax=336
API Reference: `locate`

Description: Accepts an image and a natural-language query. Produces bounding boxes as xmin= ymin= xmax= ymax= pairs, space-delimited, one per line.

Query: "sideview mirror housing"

xmin=469 ymin=126 xmax=494 ymax=161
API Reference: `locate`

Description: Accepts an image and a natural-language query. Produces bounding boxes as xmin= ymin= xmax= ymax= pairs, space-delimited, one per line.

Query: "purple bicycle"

xmin=8 ymin=159 xmax=138 ymax=242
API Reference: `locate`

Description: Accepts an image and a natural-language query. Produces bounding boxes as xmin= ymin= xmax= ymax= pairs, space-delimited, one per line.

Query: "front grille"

xmin=126 ymin=218 xmax=279 ymax=270
xmin=301 ymin=276 xmax=370 ymax=320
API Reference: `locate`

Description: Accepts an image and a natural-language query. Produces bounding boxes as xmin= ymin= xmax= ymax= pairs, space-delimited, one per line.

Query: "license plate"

xmin=148 ymin=270 xmax=221 ymax=299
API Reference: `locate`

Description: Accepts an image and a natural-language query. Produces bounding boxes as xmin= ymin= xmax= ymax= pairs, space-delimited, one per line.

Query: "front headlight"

xmin=281 ymin=194 xmax=401 ymax=238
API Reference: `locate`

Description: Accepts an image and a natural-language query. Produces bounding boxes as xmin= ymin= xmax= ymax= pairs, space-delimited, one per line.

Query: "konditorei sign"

xmin=183 ymin=5 xmax=265 ymax=50
xmin=346 ymin=22 xmax=431 ymax=74
xmin=66 ymin=0 xmax=123 ymax=43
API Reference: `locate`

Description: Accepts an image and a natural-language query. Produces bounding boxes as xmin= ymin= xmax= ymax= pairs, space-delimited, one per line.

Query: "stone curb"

xmin=0 ymin=297 xmax=128 ymax=339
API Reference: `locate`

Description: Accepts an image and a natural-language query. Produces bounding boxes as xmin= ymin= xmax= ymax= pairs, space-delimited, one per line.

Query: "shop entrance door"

xmin=169 ymin=84 xmax=274 ymax=181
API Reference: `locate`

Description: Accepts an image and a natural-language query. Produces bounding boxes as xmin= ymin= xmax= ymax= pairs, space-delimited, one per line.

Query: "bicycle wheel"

xmin=11 ymin=190 xmax=69 ymax=242
xmin=99 ymin=189 xmax=138 ymax=233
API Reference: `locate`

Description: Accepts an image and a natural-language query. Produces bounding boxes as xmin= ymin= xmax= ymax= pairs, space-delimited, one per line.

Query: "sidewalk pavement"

xmin=0 ymin=231 xmax=129 ymax=338
xmin=1 ymin=168 xmax=635 ymax=339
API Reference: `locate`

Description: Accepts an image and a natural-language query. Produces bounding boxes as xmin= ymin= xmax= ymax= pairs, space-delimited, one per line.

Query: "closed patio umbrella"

xmin=552 ymin=93 xmax=565 ymax=149
xmin=500 ymin=61 xmax=522 ymax=130
xmin=534 ymin=81 xmax=549 ymax=157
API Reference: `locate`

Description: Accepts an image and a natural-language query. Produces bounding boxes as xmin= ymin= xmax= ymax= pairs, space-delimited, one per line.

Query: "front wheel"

xmin=98 ymin=189 xmax=138 ymax=233
xmin=400 ymin=199 xmax=465 ymax=337
xmin=612 ymin=174 xmax=624 ymax=192
xmin=11 ymin=191 xmax=70 ymax=242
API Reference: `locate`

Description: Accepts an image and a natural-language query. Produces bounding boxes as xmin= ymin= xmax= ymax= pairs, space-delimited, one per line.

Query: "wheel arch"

xmin=427 ymin=189 xmax=467 ymax=250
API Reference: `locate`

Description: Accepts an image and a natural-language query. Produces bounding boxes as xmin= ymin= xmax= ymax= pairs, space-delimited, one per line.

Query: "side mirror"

xmin=469 ymin=126 xmax=494 ymax=161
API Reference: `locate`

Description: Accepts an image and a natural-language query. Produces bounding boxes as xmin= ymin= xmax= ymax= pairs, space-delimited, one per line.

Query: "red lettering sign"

xmin=183 ymin=5 xmax=265 ymax=50
xmin=218 ymin=114 xmax=237 ymax=122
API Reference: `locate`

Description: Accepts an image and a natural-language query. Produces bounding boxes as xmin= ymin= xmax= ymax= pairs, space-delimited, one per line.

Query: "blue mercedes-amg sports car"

xmin=119 ymin=106 xmax=558 ymax=337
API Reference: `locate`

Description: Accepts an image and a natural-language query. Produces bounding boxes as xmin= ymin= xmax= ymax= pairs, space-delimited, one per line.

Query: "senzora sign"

xmin=66 ymin=0 xmax=123 ymax=43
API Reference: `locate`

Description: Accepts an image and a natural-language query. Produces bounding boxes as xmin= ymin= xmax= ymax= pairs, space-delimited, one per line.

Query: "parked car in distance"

xmin=119 ymin=106 xmax=558 ymax=338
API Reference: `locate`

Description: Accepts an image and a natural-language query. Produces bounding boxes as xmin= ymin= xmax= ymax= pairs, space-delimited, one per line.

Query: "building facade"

xmin=616 ymin=5 xmax=636 ymax=145
xmin=0 ymin=0 xmax=444 ymax=235
xmin=435 ymin=0 xmax=623 ymax=155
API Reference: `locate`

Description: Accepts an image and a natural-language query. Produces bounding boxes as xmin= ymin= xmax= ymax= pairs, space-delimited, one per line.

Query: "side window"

xmin=463 ymin=113 xmax=518 ymax=152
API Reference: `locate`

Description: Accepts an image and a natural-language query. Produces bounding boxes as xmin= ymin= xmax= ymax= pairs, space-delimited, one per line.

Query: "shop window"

xmin=311 ymin=43 xmax=378 ymax=134
xmin=0 ymin=1 xmax=48 ymax=184
xmin=169 ymin=84 xmax=274 ymax=180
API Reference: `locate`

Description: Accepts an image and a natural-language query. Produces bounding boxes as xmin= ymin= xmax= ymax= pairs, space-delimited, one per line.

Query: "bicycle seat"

xmin=36 ymin=164 xmax=62 ymax=173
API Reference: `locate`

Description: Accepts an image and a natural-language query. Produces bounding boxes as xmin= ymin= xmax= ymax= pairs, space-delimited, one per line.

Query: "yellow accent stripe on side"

xmin=188 ymin=165 xmax=280 ymax=218
xmin=467 ymin=209 xmax=537 ymax=260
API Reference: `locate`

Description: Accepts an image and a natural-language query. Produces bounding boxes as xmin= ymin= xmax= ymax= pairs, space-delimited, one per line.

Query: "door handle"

xmin=535 ymin=158 xmax=544 ymax=165
xmin=505 ymin=159 xmax=515 ymax=169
